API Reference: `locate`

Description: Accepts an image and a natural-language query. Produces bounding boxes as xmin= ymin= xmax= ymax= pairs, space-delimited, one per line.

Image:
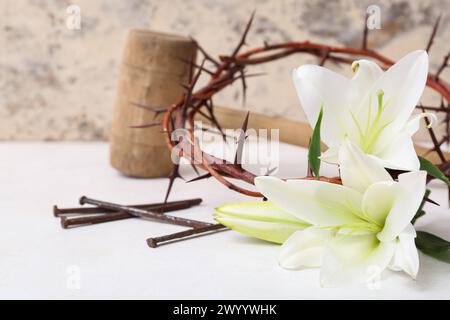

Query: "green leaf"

xmin=411 ymin=189 xmax=430 ymax=225
xmin=415 ymin=231 xmax=450 ymax=263
xmin=418 ymin=156 xmax=450 ymax=186
xmin=308 ymin=106 xmax=323 ymax=178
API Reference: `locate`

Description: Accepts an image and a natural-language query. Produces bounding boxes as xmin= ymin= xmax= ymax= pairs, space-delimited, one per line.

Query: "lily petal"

xmin=214 ymin=213 xmax=306 ymax=244
xmin=350 ymin=59 xmax=383 ymax=100
xmin=319 ymin=145 xmax=340 ymax=164
xmin=214 ymin=201 xmax=309 ymax=244
xmin=255 ymin=176 xmax=363 ymax=227
xmin=404 ymin=112 xmax=438 ymax=136
xmin=279 ymin=227 xmax=333 ymax=269
xmin=389 ymin=224 xmax=419 ymax=279
xmin=360 ymin=50 xmax=428 ymax=132
xmin=216 ymin=201 xmax=307 ymax=224
xmin=362 ymin=181 xmax=398 ymax=226
xmin=293 ymin=65 xmax=352 ymax=147
xmin=377 ymin=171 xmax=427 ymax=242
xmin=320 ymin=233 xmax=396 ymax=287
xmin=370 ymin=131 xmax=420 ymax=171
xmin=339 ymin=139 xmax=392 ymax=193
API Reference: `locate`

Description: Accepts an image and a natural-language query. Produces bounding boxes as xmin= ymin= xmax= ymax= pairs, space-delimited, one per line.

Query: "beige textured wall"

xmin=1 ymin=0 xmax=449 ymax=141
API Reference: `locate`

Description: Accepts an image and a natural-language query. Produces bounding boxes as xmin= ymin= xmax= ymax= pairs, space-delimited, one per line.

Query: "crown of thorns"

xmin=134 ymin=13 xmax=450 ymax=201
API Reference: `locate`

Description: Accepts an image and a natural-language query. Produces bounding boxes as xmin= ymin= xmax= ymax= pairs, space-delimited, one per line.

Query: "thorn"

xmin=206 ymin=99 xmax=226 ymax=141
xmin=164 ymin=164 xmax=181 ymax=204
xmin=194 ymin=108 xmax=214 ymax=122
xmin=362 ymin=11 xmax=369 ymax=50
xmin=419 ymin=104 xmax=448 ymax=112
xmin=187 ymin=59 xmax=205 ymax=93
xmin=187 ymin=172 xmax=212 ymax=183
xmin=239 ymin=67 xmax=247 ymax=105
xmin=426 ymin=15 xmax=441 ymax=53
xmin=191 ymin=37 xmax=220 ymax=67
xmin=187 ymin=50 xmax=195 ymax=82
xmin=130 ymin=102 xmax=167 ymax=119
xmin=170 ymin=116 xmax=175 ymax=131
xmin=319 ymin=49 xmax=330 ymax=66
xmin=194 ymin=125 xmax=232 ymax=140
xmin=213 ymin=72 xmax=265 ymax=89
xmin=435 ymin=49 xmax=450 ymax=80
xmin=190 ymin=164 xmax=200 ymax=176
xmin=425 ymin=197 xmax=440 ymax=206
xmin=445 ymin=98 xmax=450 ymax=146
xmin=234 ymin=112 xmax=250 ymax=168
xmin=178 ymin=57 xmax=214 ymax=75
xmin=130 ymin=102 xmax=164 ymax=113
xmin=240 ymin=72 xmax=266 ymax=78
xmin=231 ymin=11 xmax=255 ymax=58
xmin=129 ymin=121 xmax=161 ymax=129
xmin=185 ymin=136 xmax=200 ymax=177
xmin=264 ymin=167 xmax=277 ymax=176
xmin=180 ymin=59 xmax=206 ymax=122
xmin=179 ymin=83 xmax=190 ymax=91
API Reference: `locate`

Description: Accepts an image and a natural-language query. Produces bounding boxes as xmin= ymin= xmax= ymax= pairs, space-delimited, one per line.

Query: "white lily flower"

xmin=254 ymin=140 xmax=426 ymax=286
xmin=293 ymin=50 xmax=436 ymax=170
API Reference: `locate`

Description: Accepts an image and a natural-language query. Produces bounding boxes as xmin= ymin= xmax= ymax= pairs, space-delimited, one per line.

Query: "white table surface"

xmin=1 ymin=142 xmax=450 ymax=299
